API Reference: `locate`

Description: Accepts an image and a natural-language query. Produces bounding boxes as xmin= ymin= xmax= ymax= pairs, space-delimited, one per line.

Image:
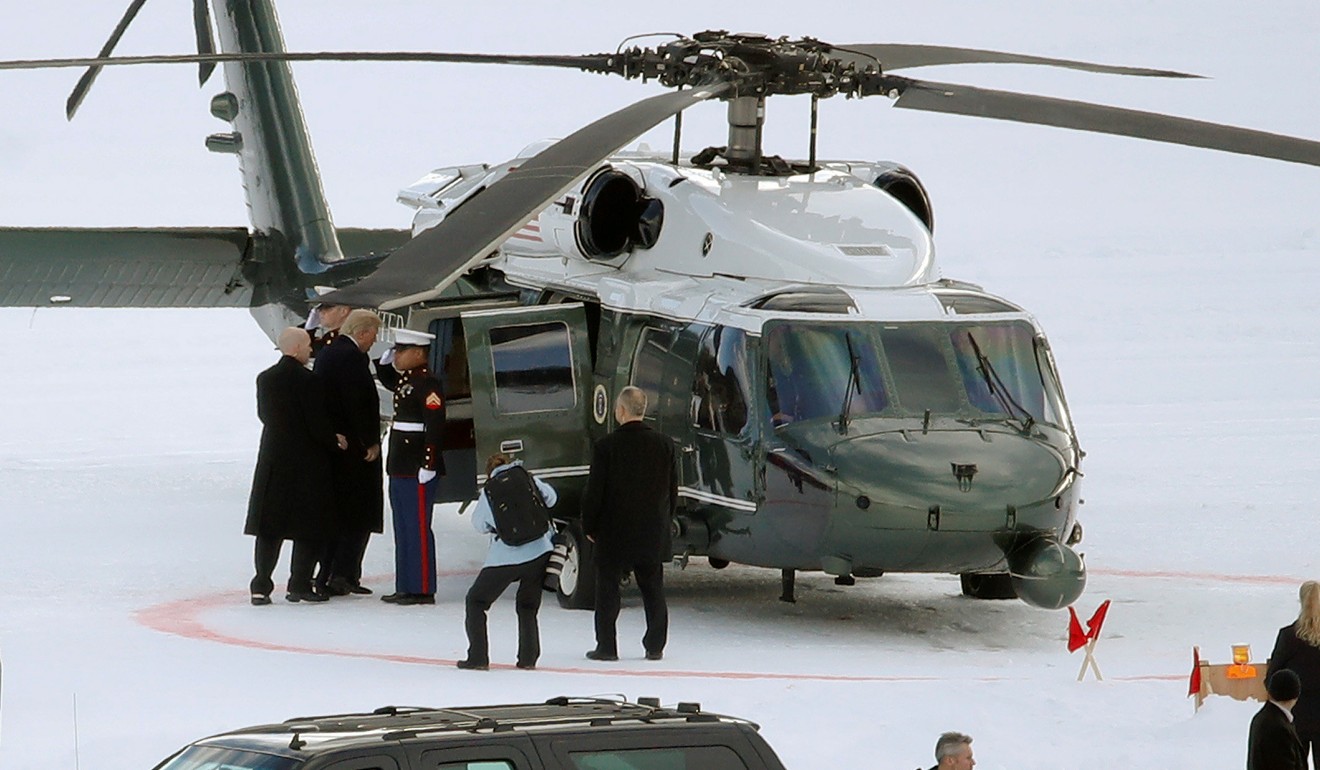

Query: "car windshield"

xmin=154 ymin=745 xmax=300 ymax=770
xmin=762 ymin=320 xmax=1066 ymax=427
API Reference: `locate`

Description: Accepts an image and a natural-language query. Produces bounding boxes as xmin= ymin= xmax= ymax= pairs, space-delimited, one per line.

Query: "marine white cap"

xmin=392 ymin=328 xmax=435 ymax=347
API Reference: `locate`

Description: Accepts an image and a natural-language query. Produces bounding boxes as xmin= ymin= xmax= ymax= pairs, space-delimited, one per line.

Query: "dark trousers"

xmin=317 ymin=530 xmax=371 ymax=587
xmin=464 ymin=553 xmax=551 ymax=666
xmin=388 ymin=476 xmax=438 ymax=595
xmin=593 ymin=560 xmax=667 ymax=656
xmin=250 ymin=536 xmax=320 ymax=596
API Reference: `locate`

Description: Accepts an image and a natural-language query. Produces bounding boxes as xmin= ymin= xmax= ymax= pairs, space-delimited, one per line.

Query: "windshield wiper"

xmin=836 ymin=332 xmax=863 ymax=435
xmin=966 ymin=332 xmax=1036 ymax=434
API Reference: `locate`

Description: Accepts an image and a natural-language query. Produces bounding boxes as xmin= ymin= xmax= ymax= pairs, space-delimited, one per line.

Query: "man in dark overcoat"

xmin=312 ymin=309 xmax=385 ymax=595
xmin=1248 ymin=668 xmax=1306 ymax=770
xmin=245 ymin=327 xmax=345 ymax=604
xmin=581 ymin=385 xmax=677 ymax=661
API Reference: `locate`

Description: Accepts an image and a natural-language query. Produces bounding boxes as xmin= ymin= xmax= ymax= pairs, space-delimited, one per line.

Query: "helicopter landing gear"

xmin=960 ymin=572 xmax=1017 ymax=600
xmin=834 ymin=574 xmax=856 ymax=586
xmin=708 ymin=557 xmax=729 ymax=569
xmin=779 ymin=568 xmax=796 ymax=603
xmin=556 ymin=522 xmax=597 ymax=610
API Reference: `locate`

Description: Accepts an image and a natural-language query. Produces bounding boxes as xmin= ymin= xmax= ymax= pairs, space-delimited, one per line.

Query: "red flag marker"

xmin=1067 ymin=607 xmax=1088 ymax=652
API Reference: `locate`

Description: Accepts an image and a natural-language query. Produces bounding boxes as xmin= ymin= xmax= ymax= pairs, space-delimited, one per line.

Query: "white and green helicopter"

xmin=6 ymin=0 xmax=1320 ymax=610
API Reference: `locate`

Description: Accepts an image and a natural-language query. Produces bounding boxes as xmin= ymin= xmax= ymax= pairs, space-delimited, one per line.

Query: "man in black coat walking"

xmin=1248 ymin=668 xmax=1306 ymax=770
xmin=245 ymin=327 xmax=346 ymax=604
xmin=581 ymin=385 xmax=677 ymax=661
xmin=313 ymin=309 xmax=385 ymax=596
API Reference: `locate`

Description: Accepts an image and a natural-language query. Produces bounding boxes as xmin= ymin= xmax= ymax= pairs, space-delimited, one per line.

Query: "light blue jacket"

xmin=471 ymin=460 xmax=557 ymax=568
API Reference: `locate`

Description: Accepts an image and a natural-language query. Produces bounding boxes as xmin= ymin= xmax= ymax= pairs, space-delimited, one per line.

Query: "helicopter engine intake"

xmin=869 ymin=162 xmax=933 ymax=233
xmin=575 ymin=166 xmax=664 ymax=260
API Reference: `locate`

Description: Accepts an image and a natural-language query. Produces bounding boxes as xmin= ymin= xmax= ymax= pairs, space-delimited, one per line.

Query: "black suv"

xmin=150 ymin=696 xmax=789 ymax=770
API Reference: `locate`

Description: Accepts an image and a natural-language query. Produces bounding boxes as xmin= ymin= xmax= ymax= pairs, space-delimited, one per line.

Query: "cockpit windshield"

xmin=762 ymin=320 xmax=1067 ymax=428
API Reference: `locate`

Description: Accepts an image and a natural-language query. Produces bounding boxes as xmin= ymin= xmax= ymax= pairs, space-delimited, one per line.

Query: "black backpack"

xmin=484 ymin=465 xmax=551 ymax=546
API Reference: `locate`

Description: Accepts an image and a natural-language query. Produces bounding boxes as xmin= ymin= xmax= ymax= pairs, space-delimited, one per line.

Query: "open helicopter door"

xmin=461 ymin=303 xmax=594 ymax=503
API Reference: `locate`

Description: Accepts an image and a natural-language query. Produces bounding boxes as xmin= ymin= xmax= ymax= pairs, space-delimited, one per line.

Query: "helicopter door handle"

xmin=500 ymin=439 xmax=524 ymax=454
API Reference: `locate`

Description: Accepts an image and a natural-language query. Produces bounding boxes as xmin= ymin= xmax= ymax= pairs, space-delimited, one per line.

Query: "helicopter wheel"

xmin=708 ymin=557 xmax=729 ymax=569
xmin=556 ymin=521 xmax=597 ymax=610
xmin=960 ymin=572 xmax=1017 ymax=600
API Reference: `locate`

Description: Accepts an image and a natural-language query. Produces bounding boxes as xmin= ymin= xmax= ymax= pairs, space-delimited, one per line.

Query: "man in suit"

xmin=1248 ymin=668 xmax=1306 ymax=770
xmin=244 ymin=327 xmax=346 ymax=604
xmin=581 ymin=385 xmax=677 ymax=661
xmin=313 ymin=309 xmax=385 ymax=596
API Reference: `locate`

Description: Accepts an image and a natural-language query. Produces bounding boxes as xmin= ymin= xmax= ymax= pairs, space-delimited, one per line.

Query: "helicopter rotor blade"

xmin=7 ymin=50 xmax=616 ymax=75
xmin=835 ymin=43 xmax=1200 ymax=79
xmin=322 ymin=82 xmax=731 ymax=311
xmin=193 ymin=0 xmax=216 ymax=87
xmin=888 ymin=77 xmax=1320 ymax=167
xmin=65 ymin=0 xmax=150 ymax=119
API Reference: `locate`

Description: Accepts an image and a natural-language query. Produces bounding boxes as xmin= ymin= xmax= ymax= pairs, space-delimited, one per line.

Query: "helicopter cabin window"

xmin=764 ymin=323 xmax=888 ymax=427
xmin=630 ymin=326 xmax=681 ymax=421
xmin=691 ymin=325 xmax=750 ymax=435
xmin=488 ymin=321 xmax=576 ymax=414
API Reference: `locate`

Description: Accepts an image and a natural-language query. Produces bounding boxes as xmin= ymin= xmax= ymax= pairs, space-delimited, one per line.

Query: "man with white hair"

xmin=313 ymin=308 xmax=385 ymax=596
xmin=925 ymin=732 xmax=975 ymax=770
xmin=581 ymin=385 xmax=677 ymax=661
xmin=244 ymin=327 xmax=346 ymax=604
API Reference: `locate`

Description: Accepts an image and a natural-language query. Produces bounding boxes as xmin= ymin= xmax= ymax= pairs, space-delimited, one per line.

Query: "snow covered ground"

xmin=3 ymin=2 xmax=1320 ymax=769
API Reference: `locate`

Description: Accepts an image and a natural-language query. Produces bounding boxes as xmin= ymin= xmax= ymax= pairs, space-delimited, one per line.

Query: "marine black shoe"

xmin=645 ymin=651 xmax=664 ymax=661
xmin=455 ymin=659 xmax=489 ymax=670
xmin=380 ymin=592 xmax=406 ymax=603
xmin=585 ymin=649 xmax=619 ymax=661
xmin=285 ymin=590 xmax=328 ymax=603
xmin=250 ymin=593 xmax=271 ymax=606
xmin=516 ymin=661 xmax=537 ymax=670
xmin=347 ymin=583 xmax=373 ymax=595
xmin=397 ymin=593 xmax=435 ymax=605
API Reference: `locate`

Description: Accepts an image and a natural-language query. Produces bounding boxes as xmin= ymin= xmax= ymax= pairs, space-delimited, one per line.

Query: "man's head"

xmin=1268 ymin=669 xmax=1302 ymax=707
xmin=391 ymin=327 xmax=435 ymax=371
xmin=935 ymin=732 xmax=974 ymax=770
xmin=614 ymin=385 xmax=647 ymax=424
xmin=340 ymin=309 xmax=382 ymax=351
xmin=277 ymin=326 xmax=313 ymax=365
xmin=317 ymin=303 xmax=351 ymax=331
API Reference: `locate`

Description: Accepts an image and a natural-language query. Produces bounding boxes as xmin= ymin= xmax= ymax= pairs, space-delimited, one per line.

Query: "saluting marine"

xmin=305 ymin=300 xmax=352 ymax=360
xmin=377 ymin=327 xmax=446 ymax=606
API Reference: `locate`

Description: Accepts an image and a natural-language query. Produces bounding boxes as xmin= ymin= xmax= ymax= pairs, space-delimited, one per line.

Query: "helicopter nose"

xmin=829 ymin=427 xmax=1069 ymax=516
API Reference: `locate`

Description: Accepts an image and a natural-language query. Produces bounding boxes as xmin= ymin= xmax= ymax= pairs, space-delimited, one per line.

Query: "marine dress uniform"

xmin=378 ymin=328 xmax=446 ymax=605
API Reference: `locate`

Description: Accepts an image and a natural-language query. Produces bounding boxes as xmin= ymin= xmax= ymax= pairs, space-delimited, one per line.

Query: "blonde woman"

xmin=1268 ymin=581 xmax=1320 ymax=768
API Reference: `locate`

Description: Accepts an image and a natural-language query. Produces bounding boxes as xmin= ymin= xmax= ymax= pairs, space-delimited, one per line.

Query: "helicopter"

xmin=5 ymin=1 xmax=1320 ymax=612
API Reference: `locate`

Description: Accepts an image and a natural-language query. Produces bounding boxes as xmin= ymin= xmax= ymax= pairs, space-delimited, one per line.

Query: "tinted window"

xmin=692 ymin=326 xmax=750 ymax=435
xmin=569 ymin=745 xmax=748 ymax=770
xmin=154 ymin=745 xmax=299 ymax=770
xmin=432 ymin=763 xmax=514 ymax=770
xmin=764 ymin=324 xmax=888 ymax=426
xmin=630 ymin=327 xmax=676 ymax=420
xmin=949 ymin=323 xmax=1050 ymax=422
xmin=879 ymin=326 xmax=961 ymax=413
xmin=489 ymin=322 xmax=575 ymax=413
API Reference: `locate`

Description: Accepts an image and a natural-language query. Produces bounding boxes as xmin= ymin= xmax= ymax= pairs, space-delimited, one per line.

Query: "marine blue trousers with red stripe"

xmin=387 ymin=475 xmax=438 ymax=595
